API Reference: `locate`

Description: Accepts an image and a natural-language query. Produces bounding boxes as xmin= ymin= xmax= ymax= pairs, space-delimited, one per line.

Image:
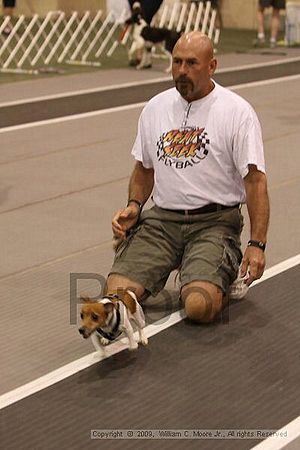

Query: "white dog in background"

xmin=125 ymin=2 xmax=182 ymax=72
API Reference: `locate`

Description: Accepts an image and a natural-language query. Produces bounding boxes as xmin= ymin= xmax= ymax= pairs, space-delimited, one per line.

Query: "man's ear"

xmin=209 ymin=57 xmax=217 ymax=76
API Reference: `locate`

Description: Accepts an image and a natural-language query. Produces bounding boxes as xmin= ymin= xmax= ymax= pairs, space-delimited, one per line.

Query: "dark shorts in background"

xmin=259 ymin=0 xmax=285 ymax=9
xmin=110 ymin=205 xmax=244 ymax=296
xmin=3 ymin=0 xmax=16 ymax=7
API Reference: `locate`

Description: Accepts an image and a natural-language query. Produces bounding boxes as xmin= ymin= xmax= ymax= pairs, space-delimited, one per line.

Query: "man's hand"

xmin=240 ymin=246 xmax=266 ymax=286
xmin=112 ymin=203 xmax=140 ymax=241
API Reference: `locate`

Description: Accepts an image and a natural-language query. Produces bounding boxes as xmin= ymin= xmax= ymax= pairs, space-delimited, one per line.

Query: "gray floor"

xmin=1 ymin=58 xmax=300 ymax=128
xmin=0 ymin=267 xmax=299 ymax=450
xmin=0 ymin=49 xmax=300 ymax=448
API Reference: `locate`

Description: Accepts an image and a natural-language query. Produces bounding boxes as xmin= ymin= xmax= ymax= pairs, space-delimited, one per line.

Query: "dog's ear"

xmin=103 ymin=302 xmax=114 ymax=314
xmin=80 ymin=295 xmax=92 ymax=303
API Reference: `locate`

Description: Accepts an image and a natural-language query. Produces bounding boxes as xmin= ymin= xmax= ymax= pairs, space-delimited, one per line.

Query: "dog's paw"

xmin=128 ymin=341 xmax=139 ymax=351
xmin=138 ymin=330 xmax=148 ymax=346
xmin=100 ymin=337 xmax=110 ymax=346
xmin=139 ymin=336 xmax=148 ymax=346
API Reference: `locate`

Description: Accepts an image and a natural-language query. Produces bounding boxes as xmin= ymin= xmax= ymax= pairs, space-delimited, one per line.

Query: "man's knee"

xmin=106 ymin=273 xmax=146 ymax=299
xmin=181 ymin=281 xmax=224 ymax=323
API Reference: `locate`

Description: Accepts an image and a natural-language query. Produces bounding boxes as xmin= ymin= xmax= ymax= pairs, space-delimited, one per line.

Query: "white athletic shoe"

xmin=229 ymin=272 xmax=249 ymax=300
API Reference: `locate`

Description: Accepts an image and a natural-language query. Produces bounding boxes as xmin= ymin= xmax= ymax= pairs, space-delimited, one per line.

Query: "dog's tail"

xmin=127 ymin=290 xmax=146 ymax=328
xmin=113 ymin=236 xmax=124 ymax=252
xmin=165 ymin=31 xmax=182 ymax=54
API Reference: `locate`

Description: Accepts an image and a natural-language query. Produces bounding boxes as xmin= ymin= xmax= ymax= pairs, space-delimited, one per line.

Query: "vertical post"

xmin=208 ymin=8 xmax=217 ymax=39
xmin=201 ymin=1 xmax=211 ymax=33
xmin=0 ymin=15 xmax=25 ymax=59
xmin=71 ymin=10 xmax=107 ymax=61
xmin=158 ymin=5 xmax=168 ymax=28
xmin=177 ymin=3 xmax=187 ymax=32
xmin=185 ymin=2 xmax=196 ymax=33
xmin=214 ymin=27 xmax=220 ymax=45
xmin=45 ymin=12 xmax=78 ymax=64
xmin=31 ymin=12 xmax=65 ymax=66
xmin=18 ymin=12 xmax=55 ymax=67
xmin=82 ymin=11 xmax=113 ymax=61
xmin=59 ymin=10 xmax=93 ymax=62
xmin=3 ymin=14 xmax=39 ymax=69
xmin=194 ymin=2 xmax=204 ymax=31
xmin=0 ymin=15 xmax=12 ymax=33
xmin=95 ymin=11 xmax=123 ymax=58
xmin=168 ymin=2 xmax=179 ymax=30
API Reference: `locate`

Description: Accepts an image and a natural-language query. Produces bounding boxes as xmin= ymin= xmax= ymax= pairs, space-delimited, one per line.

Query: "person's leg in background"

xmin=255 ymin=1 xmax=267 ymax=45
xmin=2 ymin=0 xmax=16 ymax=35
xmin=269 ymin=0 xmax=286 ymax=48
xmin=270 ymin=7 xmax=281 ymax=47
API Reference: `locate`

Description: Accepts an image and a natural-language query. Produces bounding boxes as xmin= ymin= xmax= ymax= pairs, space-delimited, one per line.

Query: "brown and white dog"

xmin=79 ymin=290 xmax=148 ymax=355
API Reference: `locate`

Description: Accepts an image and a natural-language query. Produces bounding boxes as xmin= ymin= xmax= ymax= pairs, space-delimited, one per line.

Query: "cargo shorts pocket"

xmin=221 ymin=235 xmax=243 ymax=285
xmin=114 ymin=224 xmax=142 ymax=261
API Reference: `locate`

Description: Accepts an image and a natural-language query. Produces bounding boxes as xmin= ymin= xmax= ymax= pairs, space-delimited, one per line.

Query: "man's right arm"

xmin=112 ymin=162 xmax=154 ymax=240
xmin=128 ymin=161 xmax=154 ymax=206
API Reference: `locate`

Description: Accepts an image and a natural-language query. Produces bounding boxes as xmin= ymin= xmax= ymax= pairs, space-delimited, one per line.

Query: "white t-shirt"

xmin=132 ymin=82 xmax=265 ymax=209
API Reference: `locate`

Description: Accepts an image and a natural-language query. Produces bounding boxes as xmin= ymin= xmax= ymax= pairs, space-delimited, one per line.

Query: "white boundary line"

xmin=1 ymin=55 xmax=300 ymax=108
xmin=0 ymin=309 xmax=185 ymax=410
xmin=0 ymin=76 xmax=171 ymax=108
xmin=250 ymin=416 xmax=300 ymax=450
xmin=229 ymin=73 xmax=300 ymax=91
xmin=252 ymin=254 xmax=300 ymax=285
xmin=1 ymin=74 xmax=300 ymax=134
xmin=0 ymin=254 xmax=299 ymax=412
xmin=0 ymin=102 xmax=147 ymax=134
xmin=217 ymin=55 xmax=300 ymax=72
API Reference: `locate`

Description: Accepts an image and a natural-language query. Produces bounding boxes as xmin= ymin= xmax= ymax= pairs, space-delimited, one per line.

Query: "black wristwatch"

xmin=127 ymin=199 xmax=143 ymax=213
xmin=247 ymin=240 xmax=266 ymax=252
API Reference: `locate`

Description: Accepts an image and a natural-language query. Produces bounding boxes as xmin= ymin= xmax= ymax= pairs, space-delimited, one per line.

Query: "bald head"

xmin=173 ymin=32 xmax=214 ymax=61
xmin=172 ymin=32 xmax=217 ymax=102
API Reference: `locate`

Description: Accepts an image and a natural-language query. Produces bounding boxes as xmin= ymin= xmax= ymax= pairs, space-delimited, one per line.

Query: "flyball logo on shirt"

xmin=156 ymin=127 xmax=210 ymax=169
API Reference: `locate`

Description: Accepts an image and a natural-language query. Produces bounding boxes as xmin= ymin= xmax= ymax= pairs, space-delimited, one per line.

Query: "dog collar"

xmin=96 ymin=308 xmax=122 ymax=342
xmin=104 ymin=293 xmax=120 ymax=302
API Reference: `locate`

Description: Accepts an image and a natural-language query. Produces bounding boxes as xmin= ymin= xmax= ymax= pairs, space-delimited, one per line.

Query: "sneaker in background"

xmin=253 ymin=36 xmax=266 ymax=47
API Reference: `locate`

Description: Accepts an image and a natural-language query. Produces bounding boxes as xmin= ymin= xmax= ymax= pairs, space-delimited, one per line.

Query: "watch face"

xmin=248 ymin=240 xmax=265 ymax=251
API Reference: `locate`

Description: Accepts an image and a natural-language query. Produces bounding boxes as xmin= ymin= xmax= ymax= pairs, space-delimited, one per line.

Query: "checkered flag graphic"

xmin=157 ymin=135 xmax=165 ymax=157
xmin=200 ymin=131 xmax=210 ymax=155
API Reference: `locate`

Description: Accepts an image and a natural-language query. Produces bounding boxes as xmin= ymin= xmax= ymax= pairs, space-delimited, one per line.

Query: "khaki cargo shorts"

xmin=109 ymin=205 xmax=244 ymax=296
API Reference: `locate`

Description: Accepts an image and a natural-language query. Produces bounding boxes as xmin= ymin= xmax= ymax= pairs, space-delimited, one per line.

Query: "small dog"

xmin=79 ymin=290 xmax=148 ymax=356
xmin=126 ymin=2 xmax=181 ymax=72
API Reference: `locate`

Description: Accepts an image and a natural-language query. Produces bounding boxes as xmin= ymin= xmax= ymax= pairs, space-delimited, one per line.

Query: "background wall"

xmin=12 ymin=1 xmax=106 ymax=16
xmin=5 ymin=0 xmax=285 ymax=30
xmin=221 ymin=0 xmax=258 ymax=30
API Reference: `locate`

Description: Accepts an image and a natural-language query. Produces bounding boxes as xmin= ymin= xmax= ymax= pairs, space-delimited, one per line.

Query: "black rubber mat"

xmin=1 ymin=60 xmax=300 ymax=128
xmin=1 ymin=266 xmax=299 ymax=450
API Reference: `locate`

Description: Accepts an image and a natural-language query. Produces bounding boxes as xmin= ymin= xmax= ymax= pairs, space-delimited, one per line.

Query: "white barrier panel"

xmin=0 ymin=10 xmax=126 ymax=73
xmin=0 ymin=2 xmax=220 ymax=75
xmin=286 ymin=2 xmax=300 ymax=45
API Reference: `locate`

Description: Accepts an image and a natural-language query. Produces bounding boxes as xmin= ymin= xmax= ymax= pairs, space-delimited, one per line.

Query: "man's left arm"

xmin=241 ymin=164 xmax=270 ymax=286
